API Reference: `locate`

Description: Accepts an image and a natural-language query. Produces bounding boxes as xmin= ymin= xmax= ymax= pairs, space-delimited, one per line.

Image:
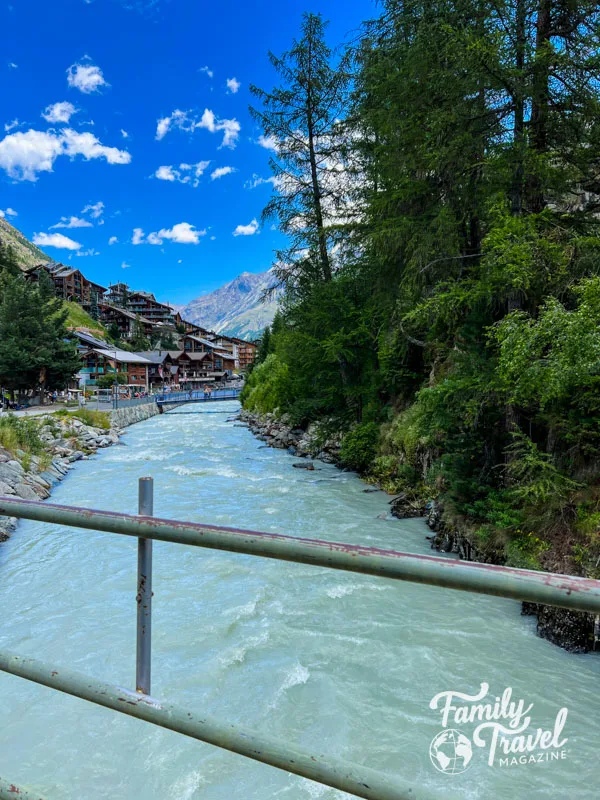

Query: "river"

xmin=0 ymin=401 xmax=598 ymax=799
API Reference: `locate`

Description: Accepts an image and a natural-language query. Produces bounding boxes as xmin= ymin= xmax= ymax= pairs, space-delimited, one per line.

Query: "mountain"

xmin=0 ymin=216 xmax=49 ymax=270
xmin=180 ymin=269 xmax=281 ymax=340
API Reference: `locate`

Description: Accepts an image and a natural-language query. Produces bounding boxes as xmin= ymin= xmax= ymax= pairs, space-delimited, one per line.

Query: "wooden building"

xmin=80 ymin=347 xmax=152 ymax=390
xmin=27 ymin=262 xmax=106 ymax=310
xmin=98 ymin=304 xmax=154 ymax=340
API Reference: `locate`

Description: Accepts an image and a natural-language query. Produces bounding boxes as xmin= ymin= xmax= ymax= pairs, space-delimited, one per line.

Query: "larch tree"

xmin=250 ymin=12 xmax=350 ymax=292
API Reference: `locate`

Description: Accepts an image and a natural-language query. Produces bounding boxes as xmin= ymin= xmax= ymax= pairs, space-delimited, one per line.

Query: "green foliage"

xmin=62 ymin=301 xmax=106 ymax=337
xmin=159 ymin=330 xmax=177 ymax=349
xmin=240 ymin=354 xmax=291 ymax=415
xmin=72 ymin=409 xmax=111 ymax=430
xmin=96 ymin=372 xmax=128 ymax=388
xmin=0 ymin=414 xmax=49 ymax=468
xmin=0 ymin=272 xmax=81 ymax=395
xmin=130 ymin=315 xmax=150 ymax=351
xmin=0 ymin=243 xmax=21 ymax=278
xmin=340 ymin=422 xmax=379 ymax=472
xmin=107 ymin=321 xmax=121 ymax=342
xmin=244 ymin=2 xmax=600 ymax=576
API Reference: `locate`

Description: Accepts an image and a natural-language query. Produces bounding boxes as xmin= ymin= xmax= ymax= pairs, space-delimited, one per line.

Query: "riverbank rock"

xmin=239 ymin=410 xmax=342 ymax=465
xmin=292 ymin=462 xmax=315 ymax=470
xmin=522 ymin=603 xmax=595 ymax=653
xmin=0 ymin=412 xmax=125 ymax=543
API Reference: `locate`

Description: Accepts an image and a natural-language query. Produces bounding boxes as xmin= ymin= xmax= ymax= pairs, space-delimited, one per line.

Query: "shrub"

xmin=241 ymin=354 xmax=291 ymax=415
xmin=340 ymin=422 xmax=380 ymax=472
xmin=0 ymin=414 xmax=50 ymax=469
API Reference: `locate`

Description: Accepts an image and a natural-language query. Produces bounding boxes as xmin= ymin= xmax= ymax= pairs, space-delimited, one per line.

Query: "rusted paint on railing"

xmin=0 ymin=651 xmax=447 ymax=800
xmin=1 ymin=496 xmax=599 ymax=613
xmin=0 ymin=777 xmax=45 ymax=800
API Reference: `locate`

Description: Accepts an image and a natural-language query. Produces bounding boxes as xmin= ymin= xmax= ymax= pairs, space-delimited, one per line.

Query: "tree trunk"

xmin=528 ymin=0 xmax=552 ymax=212
xmin=511 ymin=0 xmax=526 ymax=216
xmin=305 ymin=28 xmax=332 ymax=283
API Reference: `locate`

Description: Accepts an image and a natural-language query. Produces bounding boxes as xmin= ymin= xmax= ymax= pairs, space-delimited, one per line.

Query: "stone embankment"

xmin=238 ymin=410 xmax=342 ymax=464
xmin=111 ymin=403 xmax=159 ymax=429
xmin=0 ymin=413 xmax=124 ymax=542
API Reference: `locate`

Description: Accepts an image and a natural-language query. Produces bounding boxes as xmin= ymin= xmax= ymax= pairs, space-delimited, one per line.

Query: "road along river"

xmin=0 ymin=401 xmax=598 ymax=799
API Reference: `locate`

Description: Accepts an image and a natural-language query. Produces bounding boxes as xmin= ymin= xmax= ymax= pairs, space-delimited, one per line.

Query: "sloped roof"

xmin=90 ymin=347 xmax=152 ymax=364
xmin=70 ymin=330 xmax=110 ymax=350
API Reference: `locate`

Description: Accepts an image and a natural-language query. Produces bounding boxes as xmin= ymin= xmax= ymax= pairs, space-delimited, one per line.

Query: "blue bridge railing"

xmin=155 ymin=388 xmax=241 ymax=405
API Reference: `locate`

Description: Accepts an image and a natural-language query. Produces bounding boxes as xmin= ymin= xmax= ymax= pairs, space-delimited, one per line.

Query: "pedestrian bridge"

xmin=155 ymin=387 xmax=241 ymax=411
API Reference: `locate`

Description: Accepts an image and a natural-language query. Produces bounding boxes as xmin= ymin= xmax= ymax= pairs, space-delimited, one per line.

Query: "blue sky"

xmin=0 ymin=0 xmax=373 ymax=305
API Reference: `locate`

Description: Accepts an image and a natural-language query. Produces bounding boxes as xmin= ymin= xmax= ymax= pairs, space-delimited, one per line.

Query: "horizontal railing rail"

xmin=1 ymin=496 xmax=599 ymax=613
xmin=0 ymin=651 xmax=442 ymax=800
xmin=155 ymin=388 xmax=241 ymax=404
xmin=1 ymin=486 xmax=599 ymax=799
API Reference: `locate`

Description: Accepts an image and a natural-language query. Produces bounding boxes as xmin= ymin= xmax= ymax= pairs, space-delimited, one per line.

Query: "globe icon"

xmin=429 ymin=729 xmax=473 ymax=774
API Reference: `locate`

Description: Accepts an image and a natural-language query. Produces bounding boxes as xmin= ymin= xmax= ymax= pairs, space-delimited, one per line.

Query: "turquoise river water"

xmin=0 ymin=402 xmax=598 ymax=799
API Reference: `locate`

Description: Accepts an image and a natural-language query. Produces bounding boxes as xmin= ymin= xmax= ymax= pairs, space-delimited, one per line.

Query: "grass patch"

xmin=54 ymin=408 xmax=111 ymax=430
xmin=0 ymin=415 xmax=51 ymax=470
xmin=62 ymin=301 xmax=107 ymax=337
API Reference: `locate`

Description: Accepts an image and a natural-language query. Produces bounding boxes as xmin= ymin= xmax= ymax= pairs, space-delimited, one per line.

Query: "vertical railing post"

xmin=136 ymin=477 xmax=153 ymax=695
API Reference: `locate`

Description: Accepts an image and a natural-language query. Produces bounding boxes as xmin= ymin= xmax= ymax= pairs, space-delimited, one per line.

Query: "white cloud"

xmin=62 ymin=130 xmax=130 ymax=164
xmin=155 ymin=165 xmax=175 ymax=181
xmin=50 ymin=216 xmax=93 ymax=229
xmin=245 ymin=173 xmax=278 ymax=189
xmin=154 ymin=161 xmax=210 ymax=187
xmin=0 ymin=130 xmax=64 ymax=181
xmin=210 ymin=165 xmax=235 ymax=180
xmin=233 ymin=218 xmax=259 ymax=236
xmin=199 ymin=66 xmax=213 ymax=79
xmin=210 ymin=235 xmax=216 ymax=241
xmin=67 ymin=58 xmax=109 ymax=94
xmin=121 ymin=261 xmax=131 ymax=269
xmin=0 ymin=207 xmax=17 ymax=217
xmin=42 ymin=101 xmax=77 ymax=124
xmin=108 ymin=236 xmax=118 ymax=245
xmin=0 ymin=128 xmax=130 ymax=181
xmin=8 ymin=62 xmax=17 ymax=70
xmin=152 ymin=222 xmax=205 ymax=245
xmin=82 ymin=200 xmax=104 ymax=219
xmin=177 ymin=259 xmax=182 ymax=263
xmin=75 ymin=248 xmax=99 ymax=257
xmin=33 ymin=232 xmax=82 ymax=250
xmin=226 ymin=77 xmax=240 ymax=94
xmin=198 ymin=109 xmax=240 ymax=148
xmin=120 ymin=129 xmax=129 ymax=139
xmin=257 ymin=134 xmax=278 ymax=151
xmin=136 ymin=222 xmax=205 ymax=246
xmin=4 ymin=119 xmax=21 ymax=133
xmin=155 ymin=108 xmax=240 ymax=148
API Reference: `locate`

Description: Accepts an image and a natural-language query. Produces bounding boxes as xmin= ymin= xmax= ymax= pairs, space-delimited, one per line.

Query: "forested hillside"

xmin=242 ymin=1 xmax=600 ymax=620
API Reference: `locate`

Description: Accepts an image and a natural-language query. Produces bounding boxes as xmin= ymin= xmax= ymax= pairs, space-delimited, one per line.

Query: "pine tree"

xmin=130 ymin=314 xmax=150 ymax=351
xmin=250 ymin=13 xmax=350 ymax=290
xmin=0 ymin=243 xmax=21 ymax=279
xmin=0 ymin=272 xmax=79 ymax=398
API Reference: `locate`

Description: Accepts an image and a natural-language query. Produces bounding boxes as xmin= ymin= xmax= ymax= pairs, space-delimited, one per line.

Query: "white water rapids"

xmin=0 ymin=401 xmax=598 ymax=799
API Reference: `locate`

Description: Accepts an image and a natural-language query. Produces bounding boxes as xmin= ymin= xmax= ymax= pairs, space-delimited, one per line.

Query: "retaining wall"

xmin=110 ymin=403 xmax=160 ymax=429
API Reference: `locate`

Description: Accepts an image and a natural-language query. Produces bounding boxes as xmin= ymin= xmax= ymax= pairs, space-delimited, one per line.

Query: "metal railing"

xmin=155 ymin=388 xmax=242 ymax=405
xmin=1 ymin=483 xmax=600 ymax=800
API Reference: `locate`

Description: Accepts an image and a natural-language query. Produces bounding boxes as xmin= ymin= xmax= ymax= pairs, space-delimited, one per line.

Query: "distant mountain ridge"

xmin=180 ymin=269 xmax=281 ymax=340
xmin=0 ymin=216 xmax=49 ymax=269
xmin=0 ymin=217 xmax=279 ymax=340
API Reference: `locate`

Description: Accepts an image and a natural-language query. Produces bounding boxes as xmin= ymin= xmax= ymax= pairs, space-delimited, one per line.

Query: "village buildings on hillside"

xmin=27 ymin=263 xmax=259 ymax=393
